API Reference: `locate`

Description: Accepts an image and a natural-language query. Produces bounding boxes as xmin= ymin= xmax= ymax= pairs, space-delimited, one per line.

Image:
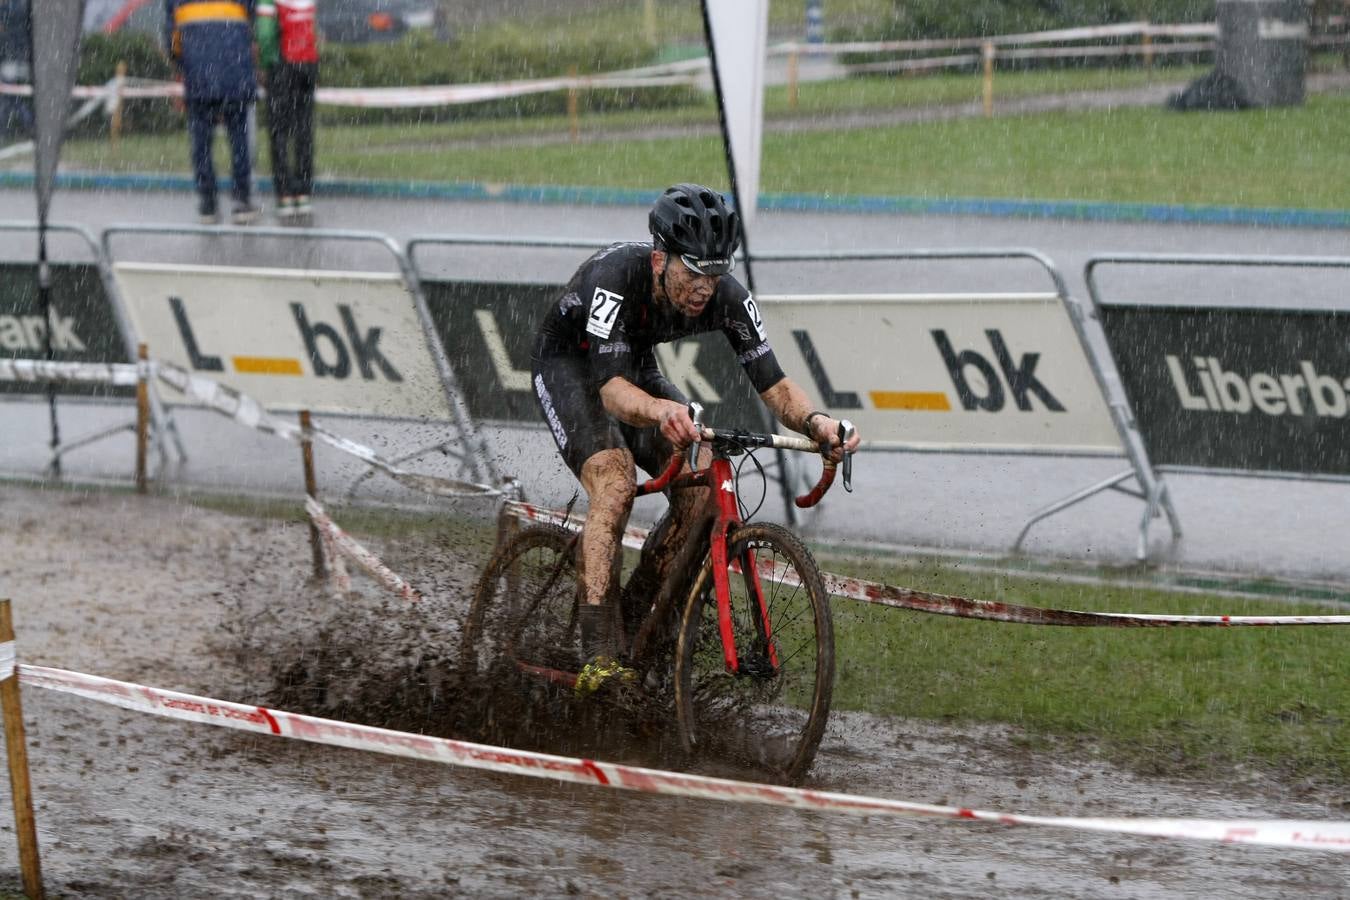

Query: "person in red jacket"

xmin=256 ymin=0 xmax=318 ymax=222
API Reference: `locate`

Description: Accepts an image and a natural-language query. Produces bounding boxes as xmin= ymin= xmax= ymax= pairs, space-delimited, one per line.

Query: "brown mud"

xmin=0 ymin=484 xmax=1345 ymax=898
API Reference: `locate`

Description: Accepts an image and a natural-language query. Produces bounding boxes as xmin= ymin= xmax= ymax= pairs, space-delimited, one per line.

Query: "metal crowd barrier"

xmin=0 ymin=220 xmax=180 ymax=472
xmin=100 ymin=223 xmax=500 ymax=491
xmin=1063 ymin=252 xmax=1350 ymax=557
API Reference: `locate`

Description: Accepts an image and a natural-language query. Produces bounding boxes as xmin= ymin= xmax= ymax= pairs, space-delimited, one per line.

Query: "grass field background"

xmin=828 ymin=556 xmax=1349 ymax=783
xmin=44 ymin=66 xmax=1350 ymax=211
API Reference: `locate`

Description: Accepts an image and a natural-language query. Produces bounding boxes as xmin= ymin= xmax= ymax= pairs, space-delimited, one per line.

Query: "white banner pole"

xmin=702 ymin=0 xmax=769 ymax=240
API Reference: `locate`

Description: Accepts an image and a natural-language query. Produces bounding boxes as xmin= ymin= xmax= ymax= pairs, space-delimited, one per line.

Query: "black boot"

xmin=578 ymin=603 xmax=615 ymax=662
xmin=575 ymin=604 xmax=635 ymax=697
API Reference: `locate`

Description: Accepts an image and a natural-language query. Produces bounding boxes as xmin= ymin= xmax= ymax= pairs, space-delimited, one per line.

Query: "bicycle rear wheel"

xmin=673 ymin=522 xmax=834 ymax=785
xmin=460 ymin=524 xmax=580 ymax=681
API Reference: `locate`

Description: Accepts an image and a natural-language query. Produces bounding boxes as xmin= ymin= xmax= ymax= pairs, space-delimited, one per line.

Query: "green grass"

xmin=773 ymin=92 xmax=1350 ymax=207
xmin=765 ymin=64 xmax=1208 ymax=116
xmin=830 ymin=559 xmax=1350 ymax=782
xmin=51 ymin=72 xmax=1349 ymax=210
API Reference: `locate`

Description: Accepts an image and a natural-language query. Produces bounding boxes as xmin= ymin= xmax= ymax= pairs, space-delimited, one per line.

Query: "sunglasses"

xmin=679 ymin=253 xmax=735 ymax=276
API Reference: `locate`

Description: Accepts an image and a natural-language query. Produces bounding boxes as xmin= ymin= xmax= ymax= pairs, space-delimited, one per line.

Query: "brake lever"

xmin=839 ymin=420 xmax=856 ymax=492
xmin=687 ymin=401 xmax=705 ymax=472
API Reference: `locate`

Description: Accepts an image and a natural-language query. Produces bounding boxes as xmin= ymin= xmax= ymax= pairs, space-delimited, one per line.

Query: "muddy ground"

xmin=0 ymin=483 xmax=1345 ymax=898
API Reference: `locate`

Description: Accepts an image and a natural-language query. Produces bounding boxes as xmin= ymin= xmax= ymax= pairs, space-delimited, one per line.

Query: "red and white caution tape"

xmin=811 ymin=569 xmax=1350 ymax=628
xmin=0 ymin=71 xmax=697 ymax=110
xmin=773 ymin=20 xmax=1215 ymax=55
xmin=0 ymin=359 xmax=143 ymax=386
xmin=311 ymin=72 xmax=698 ymax=109
xmin=18 ymin=663 xmax=1349 ymax=852
xmin=305 ymin=497 xmax=421 ymax=602
xmin=154 ymin=362 xmax=501 ymax=499
xmin=504 ymin=502 xmax=1350 ymax=628
xmin=0 ymin=358 xmax=501 ymax=499
xmin=306 ymin=422 xmax=500 ymax=499
xmin=506 ymin=500 xmax=649 ymax=550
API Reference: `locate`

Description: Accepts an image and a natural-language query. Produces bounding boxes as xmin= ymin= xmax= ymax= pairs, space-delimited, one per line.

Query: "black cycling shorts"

xmin=531 ymin=354 xmax=676 ymax=479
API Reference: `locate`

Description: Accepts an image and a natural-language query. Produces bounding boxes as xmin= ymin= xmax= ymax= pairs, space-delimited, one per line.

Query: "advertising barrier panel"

xmin=761 ymin=293 xmax=1121 ymax=454
xmin=1098 ymin=304 xmax=1350 ymax=476
xmin=112 ymin=262 xmax=454 ymax=421
xmin=0 ymin=262 xmax=131 ymax=398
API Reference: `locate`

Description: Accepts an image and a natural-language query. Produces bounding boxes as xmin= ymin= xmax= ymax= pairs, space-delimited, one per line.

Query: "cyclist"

xmin=531 ymin=183 xmax=861 ymax=695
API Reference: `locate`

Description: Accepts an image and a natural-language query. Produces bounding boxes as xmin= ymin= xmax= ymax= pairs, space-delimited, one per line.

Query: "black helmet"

xmin=649 ymin=183 xmax=740 ymax=276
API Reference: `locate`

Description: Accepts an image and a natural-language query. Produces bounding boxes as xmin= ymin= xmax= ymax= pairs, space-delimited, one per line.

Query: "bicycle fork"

xmin=707 ymin=457 xmax=780 ymax=676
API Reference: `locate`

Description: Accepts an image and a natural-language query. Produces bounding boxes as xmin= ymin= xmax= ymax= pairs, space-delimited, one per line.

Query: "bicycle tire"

xmin=460 ymin=524 xmax=579 ymax=682
xmin=673 ymin=522 xmax=834 ymax=785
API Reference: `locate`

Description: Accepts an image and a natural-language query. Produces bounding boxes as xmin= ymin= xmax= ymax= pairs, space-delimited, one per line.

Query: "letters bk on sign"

xmin=113 ymin=263 xmax=454 ymax=421
xmin=758 ymin=293 xmax=1121 ymax=454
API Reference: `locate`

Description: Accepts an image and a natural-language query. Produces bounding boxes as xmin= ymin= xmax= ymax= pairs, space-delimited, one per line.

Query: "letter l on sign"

xmin=475 ymin=310 xmax=531 ymax=390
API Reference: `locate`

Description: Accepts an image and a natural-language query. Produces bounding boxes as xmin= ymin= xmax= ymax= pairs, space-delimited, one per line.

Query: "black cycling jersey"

xmin=534 ymin=242 xmax=785 ymax=394
xmin=531 ymin=241 xmax=786 ymax=476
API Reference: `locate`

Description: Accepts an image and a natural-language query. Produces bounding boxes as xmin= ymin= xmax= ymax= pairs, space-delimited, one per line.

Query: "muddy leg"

xmin=577 ymin=448 xmax=636 ymax=659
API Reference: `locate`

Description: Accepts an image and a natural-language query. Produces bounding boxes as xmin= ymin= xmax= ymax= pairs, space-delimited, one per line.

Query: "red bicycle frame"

xmin=636 ymin=421 xmax=846 ymax=676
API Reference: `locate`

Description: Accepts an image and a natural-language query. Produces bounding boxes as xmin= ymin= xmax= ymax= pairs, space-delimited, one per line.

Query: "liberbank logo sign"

xmin=1166 ymin=356 xmax=1350 ymax=418
xmin=113 ymin=263 xmax=452 ymax=421
xmin=1098 ymin=304 xmax=1350 ymax=476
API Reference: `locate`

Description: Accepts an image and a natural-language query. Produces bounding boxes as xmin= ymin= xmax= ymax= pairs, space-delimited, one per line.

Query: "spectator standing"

xmin=164 ymin=0 xmax=261 ymax=224
xmin=0 ymin=0 xmax=32 ymax=142
xmin=256 ymin=0 xmax=318 ymax=223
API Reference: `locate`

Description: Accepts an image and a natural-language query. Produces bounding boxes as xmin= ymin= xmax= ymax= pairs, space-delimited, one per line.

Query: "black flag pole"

xmin=38 ymin=203 xmax=59 ymax=477
xmin=29 ymin=0 xmax=87 ymax=478
xmin=27 ymin=3 xmax=59 ymax=475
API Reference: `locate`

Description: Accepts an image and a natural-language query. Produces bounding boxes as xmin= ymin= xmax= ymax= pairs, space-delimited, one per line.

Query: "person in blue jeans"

xmin=0 ymin=0 xmax=32 ymax=143
xmin=164 ymin=0 xmax=261 ymax=225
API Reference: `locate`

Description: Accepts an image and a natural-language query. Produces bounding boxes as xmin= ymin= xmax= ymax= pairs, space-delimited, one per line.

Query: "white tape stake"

xmin=0 ymin=641 xmax=14 ymax=682
xmin=305 ymin=498 xmax=420 ymax=602
xmin=18 ymin=664 xmax=1350 ymax=853
xmin=322 ymin=527 xmax=351 ymax=596
xmin=503 ymin=502 xmax=1350 ymax=627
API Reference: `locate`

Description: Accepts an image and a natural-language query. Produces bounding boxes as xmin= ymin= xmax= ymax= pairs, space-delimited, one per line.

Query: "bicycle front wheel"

xmin=673 ymin=522 xmax=834 ymax=785
xmin=460 ymin=524 xmax=580 ymax=681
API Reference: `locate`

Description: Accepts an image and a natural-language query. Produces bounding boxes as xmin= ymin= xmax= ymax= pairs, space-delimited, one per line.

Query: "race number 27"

xmin=587 ymin=287 xmax=624 ymax=339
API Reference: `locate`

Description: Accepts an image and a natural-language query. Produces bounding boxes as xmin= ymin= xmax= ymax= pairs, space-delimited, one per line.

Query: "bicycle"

xmin=461 ymin=404 xmax=855 ymax=785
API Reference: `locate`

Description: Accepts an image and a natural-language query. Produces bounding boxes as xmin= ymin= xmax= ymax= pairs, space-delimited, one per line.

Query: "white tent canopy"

xmin=703 ymin=0 xmax=769 ymax=239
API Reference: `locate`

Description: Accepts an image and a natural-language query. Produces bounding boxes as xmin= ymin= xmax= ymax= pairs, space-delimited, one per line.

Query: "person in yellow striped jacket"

xmin=163 ymin=0 xmax=261 ymax=224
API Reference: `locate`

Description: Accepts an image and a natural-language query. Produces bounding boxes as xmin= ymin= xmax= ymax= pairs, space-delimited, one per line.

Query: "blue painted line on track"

xmin=3 ymin=170 xmax=1348 ymax=230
